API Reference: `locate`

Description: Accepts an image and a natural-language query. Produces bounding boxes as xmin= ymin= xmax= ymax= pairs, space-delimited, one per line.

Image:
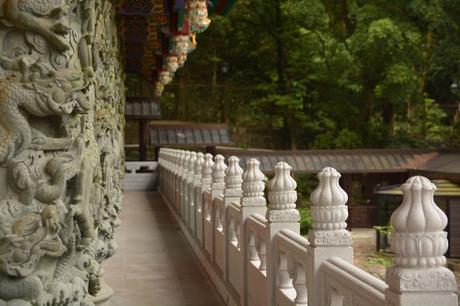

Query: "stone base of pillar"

xmin=92 ymin=278 xmax=114 ymax=306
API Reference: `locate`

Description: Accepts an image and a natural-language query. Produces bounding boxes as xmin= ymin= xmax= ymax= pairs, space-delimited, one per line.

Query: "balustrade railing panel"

xmin=214 ymin=196 xmax=226 ymax=274
xmin=321 ymin=257 xmax=386 ymax=306
xmin=227 ymin=202 xmax=243 ymax=296
xmin=247 ymin=215 xmax=268 ymax=306
xmin=158 ymin=148 xmax=458 ymax=306
xmin=203 ymin=190 xmax=214 ymax=258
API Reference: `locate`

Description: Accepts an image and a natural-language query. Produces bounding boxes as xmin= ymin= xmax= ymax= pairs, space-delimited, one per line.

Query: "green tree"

xmin=159 ymin=0 xmax=459 ymax=150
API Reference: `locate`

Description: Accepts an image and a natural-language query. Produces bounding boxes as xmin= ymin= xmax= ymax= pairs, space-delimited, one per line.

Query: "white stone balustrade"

xmin=157 ymin=148 xmax=458 ymax=306
xmin=385 ymin=176 xmax=458 ymax=306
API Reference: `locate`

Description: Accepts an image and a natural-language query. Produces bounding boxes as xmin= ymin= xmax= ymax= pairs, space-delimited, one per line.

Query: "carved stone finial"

xmin=225 ymin=156 xmax=243 ymax=192
xmin=183 ymin=151 xmax=191 ymax=170
xmin=391 ymin=177 xmax=448 ymax=267
xmin=308 ymin=167 xmax=351 ymax=246
xmin=242 ymin=158 xmax=266 ymax=207
xmin=266 ymin=162 xmax=299 ymax=222
xmin=201 ymin=153 xmax=214 ymax=190
xmin=179 ymin=151 xmax=188 ymax=174
xmin=242 ymin=158 xmax=266 ymax=199
xmin=391 ymin=176 xmax=447 ymax=238
xmin=193 ymin=152 xmax=204 ymax=186
xmin=195 ymin=152 xmax=204 ymax=176
xmin=212 ymin=155 xmax=227 ymax=183
xmin=211 ymin=155 xmax=227 ymax=196
xmin=188 ymin=152 xmax=197 ymax=174
xmin=175 ymin=151 xmax=181 ymax=169
xmin=385 ymin=176 xmax=457 ymax=305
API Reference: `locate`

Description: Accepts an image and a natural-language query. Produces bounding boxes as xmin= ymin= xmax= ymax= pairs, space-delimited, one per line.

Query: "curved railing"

xmin=158 ymin=148 xmax=458 ymax=306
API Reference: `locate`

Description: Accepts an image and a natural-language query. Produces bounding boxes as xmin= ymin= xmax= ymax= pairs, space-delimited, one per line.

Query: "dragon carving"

xmin=0 ymin=0 xmax=125 ymax=305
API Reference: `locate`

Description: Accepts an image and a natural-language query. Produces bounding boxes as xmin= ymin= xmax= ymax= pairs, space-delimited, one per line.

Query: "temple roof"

xmin=149 ymin=121 xmax=231 ymax=146
xmin=125 ymin=97 xmax=162 ymax=119
xmin=216 ymin=148 xmax=460 ymax=175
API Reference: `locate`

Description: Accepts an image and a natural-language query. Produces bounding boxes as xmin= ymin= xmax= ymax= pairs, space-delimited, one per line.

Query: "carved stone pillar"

xmin=265 ymin=162 xmax=300 ymax=306
xmin=240 ymin=158 xmax=267 ymax=306
xmin=0 ymin=0 xmax=125 ymax=305
xmin=306 ymin=167 xmax=353 ymax=306
xmin=201 ymin=153 xmax=214 ymax=191
xmin=211 ymin=154 xmax=227 ymax=199
xmin=224 ymin=156 xmax=243 ymax=205
xmin=385 ymin=176 xmax=458 ymax=306
xmin=193 ymin=152 xmax=204 ymax=235
xmin=223 ymin=156 xmax=243 ymax=280
xmin=186 ymin=152 xmax=197 ymax=228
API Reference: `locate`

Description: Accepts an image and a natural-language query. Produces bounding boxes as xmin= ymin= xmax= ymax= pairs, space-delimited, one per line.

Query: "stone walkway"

xmin=104 ymin=191 xmax=225 ymax=306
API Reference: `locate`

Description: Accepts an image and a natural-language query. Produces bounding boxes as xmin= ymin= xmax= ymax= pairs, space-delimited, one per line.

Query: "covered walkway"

xmin=104 ymin=192 xmax=224 ymax=306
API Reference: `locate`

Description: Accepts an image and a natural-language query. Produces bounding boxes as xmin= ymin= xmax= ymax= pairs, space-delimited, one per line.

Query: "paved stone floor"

xmin=104 ymin=191 xmax=225 ymax=306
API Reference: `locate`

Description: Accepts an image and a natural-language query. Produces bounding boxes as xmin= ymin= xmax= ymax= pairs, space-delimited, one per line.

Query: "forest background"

xmin=144 ymin=0 xmax=460 ymax=150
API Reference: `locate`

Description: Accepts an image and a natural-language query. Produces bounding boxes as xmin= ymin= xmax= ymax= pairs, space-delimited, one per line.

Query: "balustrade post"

xmin=164 ymin=149 xmax=170 ymax=200
xmin=158 ymin=149 xmax=163 ymax=194
xmin=167 ymin=150 xmax=173 ymax=202
xmin=199 ymin=153 xmax=214 ymax=246
xmin=191 ymin=152 xmax=204 ymax=237
xmin=186 ymin=152 xmax=197 ymax=227
xmin=180 ymin=151 xmax=191 ymax=219
xmin=240 ymin=158 xmax=267 ymax=306
xmin=202 ymin=153 xmax=214 ymax=191
xmin=210 ymin=155 xmax=227 ymax=262
xmin=222 ymin=156 xmax=244 ymax=281
xmin=266 ymin=162 xmax=300 ymax=306
xmin=170 ymin=150 xmax=176 ymax=204
xmin=307 ymin=167 xmax=352 ymax=306
xmin=163 ymin=149 xmax=169 ymax=197
xmin=211 ymin=155 xmax=227 ymax=199
xmin=174 ymin=150 xmax=184 ymax=212
xmin=385 ymin=176 xmax=458 ymax=306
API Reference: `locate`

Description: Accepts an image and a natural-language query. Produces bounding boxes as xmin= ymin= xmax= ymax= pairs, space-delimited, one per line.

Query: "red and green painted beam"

xmin=208 ymin=0 xmax=238 ymax=16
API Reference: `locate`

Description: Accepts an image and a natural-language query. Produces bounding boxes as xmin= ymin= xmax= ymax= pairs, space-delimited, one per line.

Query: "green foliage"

xmin=299 ymin=207 xmax=312 ymax=235
xmin=366 ymin=252 xmax=394 ymax=269
xmin=159 ymin=0 xmax=460 ymax=150
xmin=373 ymin=225 xmax=393 ymax=236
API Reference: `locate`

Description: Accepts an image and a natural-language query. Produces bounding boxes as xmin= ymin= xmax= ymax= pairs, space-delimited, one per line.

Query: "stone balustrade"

xmin=158 ymin=148 xmax=459 ymax=306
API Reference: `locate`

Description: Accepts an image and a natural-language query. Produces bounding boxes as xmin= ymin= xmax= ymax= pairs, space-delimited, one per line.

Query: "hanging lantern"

xmin=171 ymin=34 xmax=191 ymax=55
xmin=159 ymin=70 xmax=173 ymax=85
xmin=186 ymin=0 xmax=211 ymax=33
xmin=154 ymin=82 xmax=165 ymax=97
xmin=164 ymin=55 xmax=180 ymax=74
xmin=177 ymin=54 xmax=188 ymax=67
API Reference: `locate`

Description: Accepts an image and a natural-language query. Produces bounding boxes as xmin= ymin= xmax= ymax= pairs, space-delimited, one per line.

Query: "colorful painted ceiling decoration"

xmin=117 ymin=0 xmax=236 ymax=97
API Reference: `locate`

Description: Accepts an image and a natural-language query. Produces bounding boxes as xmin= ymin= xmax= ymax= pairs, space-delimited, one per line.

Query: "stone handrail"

xmin=274 ymin=229 xmax=309 ymax=306
xmin=247 ymin=214 xmax=268 ymax=273
xmin=321 ymin=257 xmax=387 ymax=306
xmin=228 ymin=202 xmax=242 ymax=249
xmin=158 ymin=148 xmax=458 ymax=306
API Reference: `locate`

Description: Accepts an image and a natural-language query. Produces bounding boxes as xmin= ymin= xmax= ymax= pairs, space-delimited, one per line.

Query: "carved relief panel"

xmin=0 ymin=0 xmax=125 ymax=304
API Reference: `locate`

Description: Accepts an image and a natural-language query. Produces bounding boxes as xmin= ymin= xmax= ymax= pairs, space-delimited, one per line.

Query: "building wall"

xmin=0 ymin=1 xmax=125 ymax=304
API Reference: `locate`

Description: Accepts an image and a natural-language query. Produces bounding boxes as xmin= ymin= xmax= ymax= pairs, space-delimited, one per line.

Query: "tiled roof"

xmin=418 ymin=153 xmax=460 ymax=174
xmin=150 ymin=122 xmax=231 ymax=146
xmin=217 ymin=148 xmax=442 ymax=174
xmin=125 ymin=97 xmax=161 ymax=119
